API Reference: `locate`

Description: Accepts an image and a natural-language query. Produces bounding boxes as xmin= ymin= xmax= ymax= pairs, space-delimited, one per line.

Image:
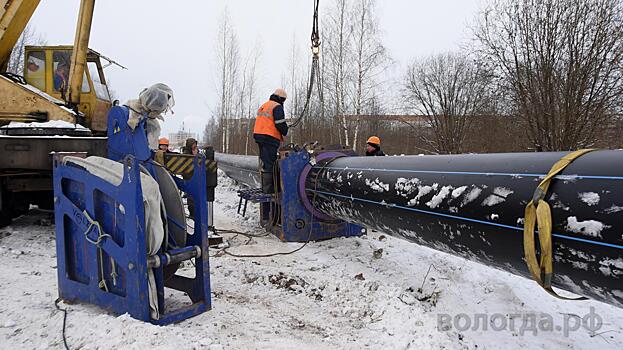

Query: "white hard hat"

xmin=273 ymin=88 xmax=287 ymax=99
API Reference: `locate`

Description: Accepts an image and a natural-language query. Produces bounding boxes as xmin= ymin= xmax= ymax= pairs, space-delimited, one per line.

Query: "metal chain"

xmin=310 ymin=0 xmax=321 ymax=56
xmin=290 ymin=0 xmax=321 ymax=129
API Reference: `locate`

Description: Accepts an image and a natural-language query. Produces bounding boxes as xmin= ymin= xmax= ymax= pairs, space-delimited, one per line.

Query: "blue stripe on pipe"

xmin=306 ymin=189 xmax=623 ymax=251
xmin=315 ymin=167 xmax=623 ymax=181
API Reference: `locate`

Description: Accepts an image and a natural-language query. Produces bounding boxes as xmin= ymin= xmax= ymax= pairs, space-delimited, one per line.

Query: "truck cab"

xmin=23 ymin=45 xmax=113 ymax=133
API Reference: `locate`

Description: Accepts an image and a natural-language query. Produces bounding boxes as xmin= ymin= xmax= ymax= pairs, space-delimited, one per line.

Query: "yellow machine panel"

xmin=0 ymin=74 xmax=75 ymax=123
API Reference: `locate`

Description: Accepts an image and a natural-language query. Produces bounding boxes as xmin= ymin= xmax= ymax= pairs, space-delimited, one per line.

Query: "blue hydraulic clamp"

xmin=260 ymin=146 xmax=365 ymax=242
xmin=53 ymin=106 xmax=211 ymax=325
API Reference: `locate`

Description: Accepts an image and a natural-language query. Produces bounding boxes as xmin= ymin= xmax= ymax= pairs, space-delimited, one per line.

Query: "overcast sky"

xmin=28 ymin=0 xmax=482 ymax=136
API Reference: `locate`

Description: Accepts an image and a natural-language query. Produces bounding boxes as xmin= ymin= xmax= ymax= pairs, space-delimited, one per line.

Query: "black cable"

xmin=54 ymin=298 xmax=70 ymax=350
xmin=212 ymin=226 xmax=270 ymax=238
xmin=290 ymin=60 xmax=318 ymax=129
xmin=269 ymin=160 xmax=281 ymax=227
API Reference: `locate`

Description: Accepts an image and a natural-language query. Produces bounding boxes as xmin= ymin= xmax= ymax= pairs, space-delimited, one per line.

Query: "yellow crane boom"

xmin=67 ymin=0 xmax=95 ymax=106
xmin=0 ymin=0 xmax=41 ymax=71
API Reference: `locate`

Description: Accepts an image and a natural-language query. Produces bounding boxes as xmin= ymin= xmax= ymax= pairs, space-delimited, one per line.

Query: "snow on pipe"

xmin=216 ymin=150 xmax=623 ymax=307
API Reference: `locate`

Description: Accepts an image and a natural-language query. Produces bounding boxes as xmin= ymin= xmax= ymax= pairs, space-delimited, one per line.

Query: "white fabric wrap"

xmin=63 ymin=156 xmax=166 ymax=319
xmin=125 ymin=83 xmax=175 ymax=150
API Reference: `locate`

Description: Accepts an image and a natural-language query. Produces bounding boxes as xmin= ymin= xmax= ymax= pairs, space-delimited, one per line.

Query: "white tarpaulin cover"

xmin=125 ymin=83 xmax=175 ymax=149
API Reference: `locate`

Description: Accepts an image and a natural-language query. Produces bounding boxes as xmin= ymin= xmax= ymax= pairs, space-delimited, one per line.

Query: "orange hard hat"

xmin=367 ymin=136 xmax=381 ymax=145
xmin=159 ymin=137 xmax=169 ymax=145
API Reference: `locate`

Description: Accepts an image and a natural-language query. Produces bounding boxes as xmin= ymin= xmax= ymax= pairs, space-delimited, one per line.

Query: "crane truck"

xmin=0 ymin=0 xmax=119 ymax=226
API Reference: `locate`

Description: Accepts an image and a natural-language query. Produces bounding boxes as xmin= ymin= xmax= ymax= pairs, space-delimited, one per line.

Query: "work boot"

xmin=261 ymin=172 xmax=275 ymax=194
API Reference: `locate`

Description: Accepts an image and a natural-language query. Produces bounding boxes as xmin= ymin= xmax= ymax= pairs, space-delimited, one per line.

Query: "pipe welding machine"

xmin=52 ymin=105 xmax=216 ymax=324
xmin=221 ymin=144 xmax=366 ymax=242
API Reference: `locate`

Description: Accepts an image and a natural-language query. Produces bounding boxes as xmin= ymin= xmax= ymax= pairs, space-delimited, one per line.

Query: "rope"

xmin=81 ymin=210 xmax=113 ymax=292
xmin=290 ymin=0 xmax=322 ymax=129
xmin=523 ymin=149 xmax=595 ymax=300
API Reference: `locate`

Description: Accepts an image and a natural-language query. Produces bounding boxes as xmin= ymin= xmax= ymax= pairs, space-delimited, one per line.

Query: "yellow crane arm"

xmin=0 ymin=0 xmax=41 ymax=72
xmin=67 ymin=0 xmax=95 ymax=106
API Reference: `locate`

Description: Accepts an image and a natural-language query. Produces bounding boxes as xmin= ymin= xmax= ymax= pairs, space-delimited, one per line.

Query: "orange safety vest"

xmin=253 ymin=100 xmax=284 ymax=141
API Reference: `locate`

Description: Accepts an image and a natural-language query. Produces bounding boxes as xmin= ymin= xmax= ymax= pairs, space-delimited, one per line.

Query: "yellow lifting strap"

xmin=523 ymin=149 xmax=596 ymax=300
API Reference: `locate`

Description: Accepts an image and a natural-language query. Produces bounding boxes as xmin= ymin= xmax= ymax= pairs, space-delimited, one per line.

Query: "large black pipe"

xmin=216 ymin=150 xmax=623 ymax=307
xmin=215 ymin=153 xmax=260 ymax=187
xmin=306 ymin=150 xmax=623 ymax=307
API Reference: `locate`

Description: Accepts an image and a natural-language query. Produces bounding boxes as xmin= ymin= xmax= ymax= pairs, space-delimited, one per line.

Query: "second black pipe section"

xmin=305 ymin=151 xmax=623 ymax=307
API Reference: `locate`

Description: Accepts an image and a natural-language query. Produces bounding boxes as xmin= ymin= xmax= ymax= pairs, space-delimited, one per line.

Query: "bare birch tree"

xmin=323 ymin=0 xmax=353 ymax=146
xmin=214 ymin=9 xmax=240 ymax=152
xmin=239 ymin=43 xmax=261 ymax=155
xmin=349 ymin=0 xmax=390 ymax=151
xmin=474 ymin=0 xmax=623 ymax=151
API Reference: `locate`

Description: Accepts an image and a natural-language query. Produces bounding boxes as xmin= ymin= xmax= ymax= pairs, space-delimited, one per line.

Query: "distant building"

xmin=169 ymin=129 xmax=198 ymax=151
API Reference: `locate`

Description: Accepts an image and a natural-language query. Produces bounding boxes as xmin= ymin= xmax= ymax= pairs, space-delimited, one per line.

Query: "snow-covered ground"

xmin=0 ymin=172 xmax=621 ymax=349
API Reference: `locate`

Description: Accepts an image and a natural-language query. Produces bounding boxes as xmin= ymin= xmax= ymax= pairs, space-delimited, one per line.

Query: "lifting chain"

xmin=291 ymin=0 xmax=323 ymax=129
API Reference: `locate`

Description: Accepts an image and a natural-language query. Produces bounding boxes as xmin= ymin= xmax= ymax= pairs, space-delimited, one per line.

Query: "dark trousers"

xmin=257 ymin=142 xmax=279 ymax=173
xmin=257 ymin=141 xmax=279 ymax=193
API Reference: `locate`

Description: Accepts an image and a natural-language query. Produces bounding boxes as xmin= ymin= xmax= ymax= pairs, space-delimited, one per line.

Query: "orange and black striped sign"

xmin=206 ymin=159 xmax=217 ymax=174
xmin=162 ymin=153 xmax=218 ymax=176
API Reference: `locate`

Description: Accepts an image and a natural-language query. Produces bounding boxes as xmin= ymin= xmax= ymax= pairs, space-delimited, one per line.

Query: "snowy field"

xmin=0 ymin=172 xmax=621 ymax=349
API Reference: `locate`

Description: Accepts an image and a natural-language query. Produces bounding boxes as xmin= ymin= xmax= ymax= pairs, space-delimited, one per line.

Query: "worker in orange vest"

xmin=253 ymin=88 xmax=289 ymax=193
xmin=365 ymin=136 xmax=385 ymax=156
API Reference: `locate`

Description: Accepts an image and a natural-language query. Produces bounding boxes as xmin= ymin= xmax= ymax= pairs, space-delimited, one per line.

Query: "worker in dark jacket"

xmin=182 ymin=137 xmax=198 ymax=155
xmin=183 ymin=137 xmax=198 ymax=216
xmin=365 ymin=136 xmax=386 ymax=156
xmin=253 ymin=88 xmax=288 ymax=193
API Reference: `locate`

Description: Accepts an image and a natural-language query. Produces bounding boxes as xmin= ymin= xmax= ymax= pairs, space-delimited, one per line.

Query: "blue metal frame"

xmin=107 ymin=106 xmax=151 ymax=162
xmin=237 ymin=188 xmax=273 ymax=216
xmin=53 ymin=106 xmax=211 ymax=325
xmin=261 ymin=149 xmax=364 ymax=241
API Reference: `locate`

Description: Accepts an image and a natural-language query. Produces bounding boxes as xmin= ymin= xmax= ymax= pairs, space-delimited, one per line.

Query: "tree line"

xmin=208 ymin=0 xmax=623 ymax=155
